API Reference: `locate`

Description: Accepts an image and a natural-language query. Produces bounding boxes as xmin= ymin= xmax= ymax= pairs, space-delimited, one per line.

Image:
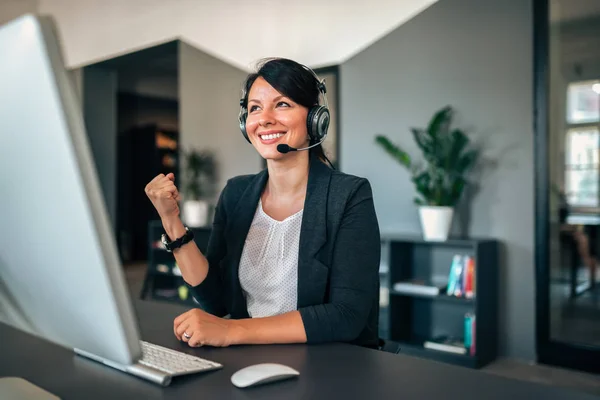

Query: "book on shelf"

xmin=446 ymin=254 xmax=476 ymax=298
xmin=393 ymin=279 xmax=447 ymax=296
xmin=422 ymin=312 xmax=477 ymax=356
xmin=465 ymin=313 xmax=476 ymax=356
xmin=423 ymin=336 xmax=467 ymax=355
xmin=392 ymin=253 xmax=476 ymax=299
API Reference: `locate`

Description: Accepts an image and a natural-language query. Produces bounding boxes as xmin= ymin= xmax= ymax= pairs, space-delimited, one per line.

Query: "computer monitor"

xmin=0 ymin=13 xmax=143 ymax=365
xmin=0 ymin=15 xmax=223 ymax=388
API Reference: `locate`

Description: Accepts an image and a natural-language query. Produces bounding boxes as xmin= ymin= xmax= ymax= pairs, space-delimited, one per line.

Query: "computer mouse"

xmin=230 ymin=363 xmax=300 ymax=388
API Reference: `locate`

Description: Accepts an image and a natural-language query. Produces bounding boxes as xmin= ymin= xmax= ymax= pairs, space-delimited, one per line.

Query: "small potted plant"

xmin=375 ymin=106 xmax=478 ymax=241
xmin=181 ymin=148 xmax=217 ymax=227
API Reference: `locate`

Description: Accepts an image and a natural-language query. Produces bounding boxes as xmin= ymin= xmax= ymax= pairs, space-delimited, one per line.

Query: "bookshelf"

xmin=117 ymin=123 xmax=179 ymax=263
xmin=382 ymin=235 xmax=498 ymax=368
xmin=140 ymin=220 xmax=212 ymax=306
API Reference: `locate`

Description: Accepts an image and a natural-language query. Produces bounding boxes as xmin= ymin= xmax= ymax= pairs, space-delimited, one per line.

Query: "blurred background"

xmin=1 ymin=0 xmax=599 ymax=394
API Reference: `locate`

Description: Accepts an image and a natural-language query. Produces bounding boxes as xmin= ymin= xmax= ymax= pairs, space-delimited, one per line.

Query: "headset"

xmin=237 ymin=64 xmax=330 ymax=155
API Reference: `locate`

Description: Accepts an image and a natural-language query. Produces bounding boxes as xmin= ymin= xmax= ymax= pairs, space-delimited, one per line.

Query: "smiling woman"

xmin=145 ymin=57 xmax=381 ymax=350
xmin=238 ymin=58 xmax=332 ymax=166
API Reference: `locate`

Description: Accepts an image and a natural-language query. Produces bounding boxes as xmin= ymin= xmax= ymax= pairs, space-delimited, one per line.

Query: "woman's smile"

xmin=258 ymin=130 xmax=287 ymax=145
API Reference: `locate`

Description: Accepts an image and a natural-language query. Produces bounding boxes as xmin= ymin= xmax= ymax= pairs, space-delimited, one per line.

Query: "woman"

xmin=145 ymin=58 xmax=381 ymax=349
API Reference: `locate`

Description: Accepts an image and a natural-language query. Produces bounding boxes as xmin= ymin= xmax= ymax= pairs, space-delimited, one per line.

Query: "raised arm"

xmin=145 ymin=173 xmax=227 ymax=315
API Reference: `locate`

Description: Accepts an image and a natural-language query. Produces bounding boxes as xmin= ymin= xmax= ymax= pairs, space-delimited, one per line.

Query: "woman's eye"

xmin=277 ymin=101 xmax=290 ymax=108
xmin=249 ymin=105 xmax=259 ymax=112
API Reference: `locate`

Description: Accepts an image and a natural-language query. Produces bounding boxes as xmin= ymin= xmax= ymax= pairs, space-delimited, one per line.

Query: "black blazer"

xmin=189 ymin=155 xmax=381 ymax=348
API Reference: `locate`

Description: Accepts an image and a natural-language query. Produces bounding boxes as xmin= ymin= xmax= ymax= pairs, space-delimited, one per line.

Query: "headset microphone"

xmin=277 ymin=136 xmax=335 ymax=170
xmin=277 ymin=138 xmax=325 ymax=154
xmin=276 ymin=144 xmax=293 ymax=153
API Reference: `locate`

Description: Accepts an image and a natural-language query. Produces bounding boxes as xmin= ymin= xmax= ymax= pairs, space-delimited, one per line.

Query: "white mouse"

xmin=231 ymin=363 xmax=300 ymax=388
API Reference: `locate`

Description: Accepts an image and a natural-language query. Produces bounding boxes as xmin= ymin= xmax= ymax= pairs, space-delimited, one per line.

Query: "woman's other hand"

xmin=145 ymin=173 xmax=181 ymax=220
xmin=174 ymin=308 xmax=239 ymax=347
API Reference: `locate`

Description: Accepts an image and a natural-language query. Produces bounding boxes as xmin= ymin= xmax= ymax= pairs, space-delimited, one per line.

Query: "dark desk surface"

xmin=0 ymin=300 xmax=596 ymax=400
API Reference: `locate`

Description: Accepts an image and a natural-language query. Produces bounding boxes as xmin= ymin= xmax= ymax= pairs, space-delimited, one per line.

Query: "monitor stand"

xmin=0 ymin=377 xmax=60 ymax=400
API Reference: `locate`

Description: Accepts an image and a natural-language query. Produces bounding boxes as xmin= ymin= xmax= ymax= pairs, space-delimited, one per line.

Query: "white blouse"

xmin=238 ymin=199 xmax=303 ymax=318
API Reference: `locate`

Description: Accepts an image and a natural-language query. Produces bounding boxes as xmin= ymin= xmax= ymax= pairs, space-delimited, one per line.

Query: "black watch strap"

xmin=161 ymin=227 xmax=195 ymax=252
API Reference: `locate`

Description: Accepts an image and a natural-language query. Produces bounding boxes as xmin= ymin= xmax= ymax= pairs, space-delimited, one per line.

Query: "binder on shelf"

xmin=393 ymin=279 xmax=447 ymax=296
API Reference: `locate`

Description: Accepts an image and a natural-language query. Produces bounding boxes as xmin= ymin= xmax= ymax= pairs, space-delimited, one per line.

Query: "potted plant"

xmin=375 ymin=106 xmax=478 ymax=241
xmin=181 ymin=149 xmax=217 ymax=227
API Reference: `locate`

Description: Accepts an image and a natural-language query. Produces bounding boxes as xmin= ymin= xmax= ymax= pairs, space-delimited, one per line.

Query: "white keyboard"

xmin=138 ymin=341 xmax=223 ymax=377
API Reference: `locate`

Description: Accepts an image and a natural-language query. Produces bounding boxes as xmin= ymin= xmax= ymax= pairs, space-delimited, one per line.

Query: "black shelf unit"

xmin=383 ymin=235 xmax=498 ymax=369
xmin=117 ymin=123 xmax=179 ymax=263
xmin=141 ymin=220 xmax=212 ymax=306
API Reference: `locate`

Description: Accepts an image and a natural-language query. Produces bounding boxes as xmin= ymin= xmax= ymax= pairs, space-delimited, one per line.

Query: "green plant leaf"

xmin=182 ymin=149 xmax=217 ymax=199
xmin=412 ymin=171 xmax=434 ymax=205
xmin=414 ymin=197 xmax=425 ymax=205
xmin=375 ymin=106 xmax=479 ymax=207
xmin=443 ymin=129 xmax=469 ymax=172
xmin=374 ymin=135 xmax=412 ymax=169
xmin=456 ymin=149 xmax=478 ymax=175
xmin=410 ymin=128 xmax=431 ymax=158
xmin=448 ymin=176 xmax=466 ymax=206
xmin=427 ymin=106 xmax=452 ymax=140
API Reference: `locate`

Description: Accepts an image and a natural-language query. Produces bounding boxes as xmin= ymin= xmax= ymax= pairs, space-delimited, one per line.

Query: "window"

xmin=567 ymin=80 xmax=600 ymax=124
xmin=565 ymin=127 xmax=600 ymax=207
xmin=564 ymin=80 xmax=600 ymax=208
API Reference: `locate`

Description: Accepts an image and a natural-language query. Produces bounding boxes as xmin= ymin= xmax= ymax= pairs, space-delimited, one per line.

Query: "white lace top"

xmin=238 ymin=200 xmax=304 ymax=318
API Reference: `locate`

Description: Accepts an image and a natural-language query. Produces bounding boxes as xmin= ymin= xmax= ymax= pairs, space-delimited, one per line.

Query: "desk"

xmin=0 ymin=300 xmax=595 ymax=400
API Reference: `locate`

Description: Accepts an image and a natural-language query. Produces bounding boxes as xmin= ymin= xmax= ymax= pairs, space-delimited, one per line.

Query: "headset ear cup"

xmin=239 ymin=111 xmax=250 ymax=143
xmin=307 ymin=106 xmax=330 ymax=143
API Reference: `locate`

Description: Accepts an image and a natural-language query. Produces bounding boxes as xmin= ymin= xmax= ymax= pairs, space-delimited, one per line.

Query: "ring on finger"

xmin=183 ymin=332 xmax=191 ymax=339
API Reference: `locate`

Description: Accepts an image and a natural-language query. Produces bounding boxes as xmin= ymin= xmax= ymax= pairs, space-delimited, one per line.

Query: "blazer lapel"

xmin=226 ymin=169 xmax=268 ymax=318
xmin=297 ymin=156 xmax=332 ymax=308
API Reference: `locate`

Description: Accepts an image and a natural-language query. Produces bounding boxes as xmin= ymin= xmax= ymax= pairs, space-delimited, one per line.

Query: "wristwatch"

xmin=161 ymin=227 xmax=195 ymax=252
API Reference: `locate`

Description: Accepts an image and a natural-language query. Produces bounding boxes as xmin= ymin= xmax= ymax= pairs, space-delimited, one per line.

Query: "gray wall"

xmin=179 ymin=41 xmax=261 ymax=203
xmin=341 ymin=0 xmax=534 ymax=360
xmin=83 ymin=66 xmax=118 ymax=230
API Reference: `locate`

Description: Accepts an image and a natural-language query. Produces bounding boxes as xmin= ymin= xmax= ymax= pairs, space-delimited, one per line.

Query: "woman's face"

xmin=244 ymin=77 xmax=310 ymax=161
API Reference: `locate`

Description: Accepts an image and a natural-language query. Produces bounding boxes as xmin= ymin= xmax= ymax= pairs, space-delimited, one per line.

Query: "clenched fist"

xmin=145 ymin=173 xmax=181 ymax=220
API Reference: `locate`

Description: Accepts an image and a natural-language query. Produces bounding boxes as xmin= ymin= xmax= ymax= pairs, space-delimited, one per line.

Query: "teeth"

xmin=261 ymin=133 xmax=284 ymax=140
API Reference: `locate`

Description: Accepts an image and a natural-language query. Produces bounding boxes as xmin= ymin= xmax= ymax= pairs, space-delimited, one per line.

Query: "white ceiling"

xmin=30 ymin=0 xmax=438 ymax=71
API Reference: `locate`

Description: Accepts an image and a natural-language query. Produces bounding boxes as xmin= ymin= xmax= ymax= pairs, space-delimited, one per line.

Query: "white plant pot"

xmin=183 ymin=200 xmax=209 ymax=227
xmin=418 ymin=206 xmax=454 ymax=241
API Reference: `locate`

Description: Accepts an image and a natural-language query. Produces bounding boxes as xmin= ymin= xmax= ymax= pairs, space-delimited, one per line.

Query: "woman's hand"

xmin=173 ymin=308 xmax=239 ymax=347
xmin=145 ymin=173 xmax=181 ymax=220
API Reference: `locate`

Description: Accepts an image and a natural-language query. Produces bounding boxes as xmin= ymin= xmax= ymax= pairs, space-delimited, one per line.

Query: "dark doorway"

xmin=535 ymin=0 xmax=600 ymax=373
xmin=83 ymin=41 xmax=179 ymax=263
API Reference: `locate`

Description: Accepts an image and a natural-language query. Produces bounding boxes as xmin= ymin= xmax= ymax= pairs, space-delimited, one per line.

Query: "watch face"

xmin=161 ymin=234 xmax=171 ymax=251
